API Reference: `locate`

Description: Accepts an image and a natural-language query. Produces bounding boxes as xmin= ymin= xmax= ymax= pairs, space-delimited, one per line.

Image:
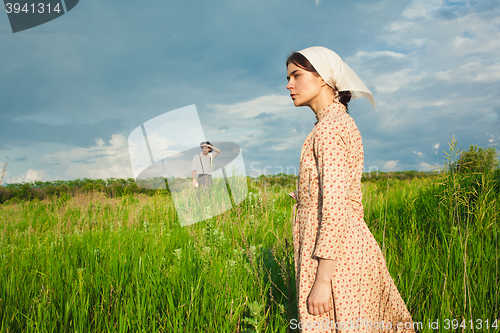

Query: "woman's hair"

xmin=286 ymin=52 xmax=352 ymax=112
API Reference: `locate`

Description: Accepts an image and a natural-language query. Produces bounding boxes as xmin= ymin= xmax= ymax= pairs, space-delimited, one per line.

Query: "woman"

xmin=286 ymin=47 xmax=414 ymax=332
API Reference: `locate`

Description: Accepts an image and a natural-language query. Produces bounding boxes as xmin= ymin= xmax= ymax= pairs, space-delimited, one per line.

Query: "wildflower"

xmin=173 ymin=248 xmax=182 ymax=260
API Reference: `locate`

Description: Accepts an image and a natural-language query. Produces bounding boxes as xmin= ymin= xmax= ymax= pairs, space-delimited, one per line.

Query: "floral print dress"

xmin=291 ymin=102 xmax=414 ymax=332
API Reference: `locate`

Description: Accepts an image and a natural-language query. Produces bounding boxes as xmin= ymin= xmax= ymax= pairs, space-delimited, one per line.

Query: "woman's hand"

xmin=307 ymin=279 xmax=332 ymax=316
xmin=307 ymin=258 xmax=336 ymax=316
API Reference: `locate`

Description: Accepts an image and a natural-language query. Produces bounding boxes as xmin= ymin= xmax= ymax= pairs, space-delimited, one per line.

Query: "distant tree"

xmin=0 ymin=186 xmax=10 ymax=203
xmin=455 ymin=145 xmax=499 ymax=173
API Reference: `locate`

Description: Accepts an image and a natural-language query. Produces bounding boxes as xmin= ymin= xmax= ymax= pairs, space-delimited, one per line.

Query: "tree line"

xmin=0 ymin=145 xmax=498 ymax=204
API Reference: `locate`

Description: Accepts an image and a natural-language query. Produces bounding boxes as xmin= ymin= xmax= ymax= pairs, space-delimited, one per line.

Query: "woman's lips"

xmin=290 ymin=94 xmax=297 ymax=99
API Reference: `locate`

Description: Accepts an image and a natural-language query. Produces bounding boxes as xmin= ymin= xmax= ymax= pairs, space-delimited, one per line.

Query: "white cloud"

xmin=0 ymin=162 xmax=27 ymax=185
xmin=270 ymin=142 xmax=292 ymax=152
xmin=384 ymin=9 xmax=500 ymax=62
xmin=352 ymin=0 xmax=500 ymax=171
xmin=384 ymin=0 xmax=445 ymax=32
xmin=435 ymin=62 xmax=500 ymax=83
xmin=433 ymin=143 xmax=440 ymax=154
xmin=7 ymin=169 xmax=50 ymax=184
xmin=371 ymin=69 xmax=427 ymax=93
xmin=208 ymin=94 xmax=291 ymax=119
xmin=40 ymin=134 xmax=133 ymax=180
xmin=420 ymin=162 xmax=440 ymax=171
xmin=401 ymin=0 xmax=444 ymax=19
xmin=349 ymin=50 xmax=407 ymax=61
xmin=206 ymin=94 xmax=308 ymax=149
xmin=487 ymin=133 xmax=498 ymax=146
xmin=386 ymin=20 xmax=415 ymax=33
xmin=384 ymin=160 xmax=399 ymax=170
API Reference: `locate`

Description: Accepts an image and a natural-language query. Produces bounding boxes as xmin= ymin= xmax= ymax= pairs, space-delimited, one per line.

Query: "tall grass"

xmin=0 ymin=159 xmax=7 ymax=185
xmin=0 ymin=151 xmax=499 ymax=332
xmin=0 ymin=189 xmax=296 ymax=332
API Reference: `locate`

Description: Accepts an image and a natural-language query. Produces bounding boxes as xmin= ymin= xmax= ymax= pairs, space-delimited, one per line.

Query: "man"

xmin=191 ymin=141 xmax=220 ymax=188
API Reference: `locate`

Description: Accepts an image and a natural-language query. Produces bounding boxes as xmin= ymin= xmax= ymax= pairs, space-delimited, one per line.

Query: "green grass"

xmin=0 ymin=166 xmax=499 ymax=332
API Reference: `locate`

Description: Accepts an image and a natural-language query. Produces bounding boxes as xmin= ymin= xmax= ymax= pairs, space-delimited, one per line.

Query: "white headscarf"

xmin=297 ymin=46 xmax=376 ymax=110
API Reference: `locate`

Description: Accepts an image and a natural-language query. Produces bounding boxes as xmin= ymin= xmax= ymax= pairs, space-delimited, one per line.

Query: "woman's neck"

xmin=309 ymin=85 xmax=337 ymax=116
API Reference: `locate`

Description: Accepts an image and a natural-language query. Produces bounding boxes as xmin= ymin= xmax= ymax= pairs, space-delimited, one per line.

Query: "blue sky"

xmin=1 ymin=0 xmax=499 ymax=183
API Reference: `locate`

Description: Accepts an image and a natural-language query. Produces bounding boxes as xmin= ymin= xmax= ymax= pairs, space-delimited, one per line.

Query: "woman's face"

xmin=286 ymin=63 xmax=324 ymax=108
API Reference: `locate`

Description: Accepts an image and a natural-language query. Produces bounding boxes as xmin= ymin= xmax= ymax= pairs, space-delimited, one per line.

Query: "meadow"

xmin=0 ymin=150 xmax=499 ymax=332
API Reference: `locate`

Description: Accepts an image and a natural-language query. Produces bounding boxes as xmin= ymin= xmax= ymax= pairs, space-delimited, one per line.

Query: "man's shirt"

xmin=191 ymin=152 xmax=216 ymax=175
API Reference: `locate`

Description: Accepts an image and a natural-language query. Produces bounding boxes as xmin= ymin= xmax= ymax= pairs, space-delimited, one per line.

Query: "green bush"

xmin=454 ymin=145 xmax=499 ymax=174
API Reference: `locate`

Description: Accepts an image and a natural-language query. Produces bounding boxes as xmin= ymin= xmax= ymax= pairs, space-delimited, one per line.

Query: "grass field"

xmin=0 ymin=165 xmax=499 ymax=332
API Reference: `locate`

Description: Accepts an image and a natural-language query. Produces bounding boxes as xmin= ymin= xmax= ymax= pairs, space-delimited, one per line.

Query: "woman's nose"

xmin=286 ymin=81 xmax=292 ymax=90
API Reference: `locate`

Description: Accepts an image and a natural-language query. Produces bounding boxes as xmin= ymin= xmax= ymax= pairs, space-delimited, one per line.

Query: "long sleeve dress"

xmin=292 ymin=102 xmax=414 ymax=332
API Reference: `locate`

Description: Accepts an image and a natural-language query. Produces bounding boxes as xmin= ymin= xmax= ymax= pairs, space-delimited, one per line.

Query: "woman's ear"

xmin=318 ymin=77 xmax=329 ymax=87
